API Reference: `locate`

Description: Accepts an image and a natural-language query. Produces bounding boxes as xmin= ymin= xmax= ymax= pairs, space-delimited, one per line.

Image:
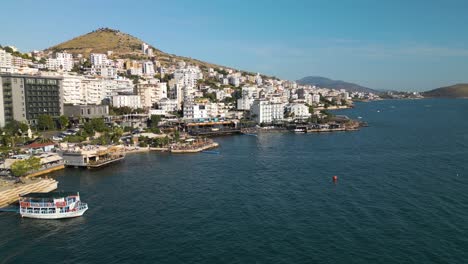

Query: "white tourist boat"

xmin=19 ymin=192 xmax=88 ymax=219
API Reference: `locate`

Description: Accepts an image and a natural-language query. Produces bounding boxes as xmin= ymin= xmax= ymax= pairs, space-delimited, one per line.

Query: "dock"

xmin=0 ymin=178 xmax=58 ymax=208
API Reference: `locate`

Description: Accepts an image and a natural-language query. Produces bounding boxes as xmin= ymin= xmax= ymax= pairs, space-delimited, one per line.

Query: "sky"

xmin=1 ymin=0 xmax=468 ymax=91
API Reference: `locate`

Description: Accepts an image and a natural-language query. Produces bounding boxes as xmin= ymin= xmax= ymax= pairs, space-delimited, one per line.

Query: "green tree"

xmin=58 ymin=115 xmax=69 ymax=130
xmin=150 ymin=115 xmax=161 ymax=128
xmin=90 ymin=118 xmax=107 ymax=132
xmin=83 ymin=122 xmax=95 ymax=136
xmin=11 ymin=157 xmax=41 ymax=177
xmin=37 ymin=115 xmax=55 ymax=131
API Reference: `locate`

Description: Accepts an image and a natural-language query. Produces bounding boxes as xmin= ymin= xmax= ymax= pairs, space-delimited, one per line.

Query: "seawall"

xmin=0 ymin=179 xmax=58 ymax=208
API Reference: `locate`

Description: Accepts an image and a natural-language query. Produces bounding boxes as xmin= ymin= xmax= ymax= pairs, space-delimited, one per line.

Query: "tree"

xmin=58 ymin=115 xmax=69 ymax=130
xmin=4 ymin=120 xmax=29 ymax=136
xmin=90 ymin=118 xmax=107 ymax=132
xmin=83 ymin=122 xmax=95 ymax=136
xmin=11 ymin=157 xmax=41 ymax=177
xmin=37 ymin=115 xmax=55 ymax=131
xmin=174 ymin=130 xmax=180 ymax=142
xmin=150 ymin=115 xmax=161 ymax=128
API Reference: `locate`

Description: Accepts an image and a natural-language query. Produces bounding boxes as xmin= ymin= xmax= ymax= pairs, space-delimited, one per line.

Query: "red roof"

xmin=25 ymin=142 xmax=55 ymax=149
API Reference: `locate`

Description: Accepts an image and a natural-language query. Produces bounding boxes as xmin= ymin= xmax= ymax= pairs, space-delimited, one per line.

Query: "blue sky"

xmin=1 ymin=0 xmax=468 ymax=91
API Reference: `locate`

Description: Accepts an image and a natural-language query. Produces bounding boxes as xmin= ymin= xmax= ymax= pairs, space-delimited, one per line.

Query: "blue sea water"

xmin=0 ymin=99 xmax=467 ymax=263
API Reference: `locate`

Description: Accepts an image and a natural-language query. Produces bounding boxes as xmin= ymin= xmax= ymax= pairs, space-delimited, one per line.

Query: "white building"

xmin=251 ymin=100 xmax=285 ymax=124
xmin=190 ymin=104 xmax=209 ymax=119
xmin=142 ymin=43 xmax=149 ymax=54
xmin=90 ymin=53 xmax=108 ymax=66
xmin=46 ymin=52 xmax=74 ymax=72
xmin=237 ymin=98 xmax=255 ymax=111
xmin=62 ymin=74 xmax=84 ymax=105
xmin=81 ymin=77 xmax=105 ymax=105
xmin=112 ymin=95 xmax=142 ymax=109
xmin=173 ymin=66 xmax=203 ymax=88
xmin=229 ymin=76 xmax=240 ymax=87
xmin=285 ymin=103 xmax=311 ymax=119
xmin=157 ymin=98 xmax=178 ymax=112
xmin=92 ymin=66 xmax=118 ymax=79
xmin=0 ymin=49 xmax=13 ymax=72
xmin=142 ymin=61 xmax=155 ymax=76
xmin=312 ymin=93 xmax=321 ymax=103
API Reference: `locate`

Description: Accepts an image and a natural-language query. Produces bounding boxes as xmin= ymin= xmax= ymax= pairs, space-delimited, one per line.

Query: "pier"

xmin=0 ymin=178 xmax=58 ymax=208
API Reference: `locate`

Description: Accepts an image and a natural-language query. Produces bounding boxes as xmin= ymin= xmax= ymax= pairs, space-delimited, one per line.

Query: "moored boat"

xmin=19 ymin=192 xmax=88 ymax=219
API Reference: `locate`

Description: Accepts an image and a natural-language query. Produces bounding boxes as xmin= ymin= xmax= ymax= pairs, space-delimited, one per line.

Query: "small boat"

xmin=19 ymin=192 xmax=88 ymax=219
xmin=293 ymin=128 xmax=306 ymax=133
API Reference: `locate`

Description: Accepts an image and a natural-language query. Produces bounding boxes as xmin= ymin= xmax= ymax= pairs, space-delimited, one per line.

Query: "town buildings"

xmin=0 ymin=73 xmax=62 ymax=126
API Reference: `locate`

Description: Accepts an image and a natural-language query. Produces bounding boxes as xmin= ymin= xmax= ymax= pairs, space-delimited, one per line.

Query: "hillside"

xmin=297 ymin=76 xmax=378 ymax=94
xmin=44 ymin=28 xmax=222 ymax=69
xmin=422 ymin=84 xmax=468 ymax=98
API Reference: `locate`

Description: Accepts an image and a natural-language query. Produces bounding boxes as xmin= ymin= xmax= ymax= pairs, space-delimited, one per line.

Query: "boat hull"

xmin=20 ymin=208 xmax=88 ymax=219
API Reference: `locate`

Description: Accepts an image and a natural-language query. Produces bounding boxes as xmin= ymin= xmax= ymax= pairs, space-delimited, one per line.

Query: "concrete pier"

xmin=0 ymin=178 xmax=58 ymax=208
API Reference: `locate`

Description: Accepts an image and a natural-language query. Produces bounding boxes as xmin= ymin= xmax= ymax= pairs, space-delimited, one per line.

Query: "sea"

xmin=0 ymin=98 xmax=467 ymax=264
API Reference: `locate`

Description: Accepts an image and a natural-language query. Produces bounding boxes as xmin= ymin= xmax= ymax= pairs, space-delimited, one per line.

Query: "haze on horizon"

xmin=1 ymin=0 xmax=467 ymax=92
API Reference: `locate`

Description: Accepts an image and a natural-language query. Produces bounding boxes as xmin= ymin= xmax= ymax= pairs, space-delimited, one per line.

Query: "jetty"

xmin=0 ymin=178 xmax=58 ymax=208
xmin=170 ymin=138 xmax=219 ymax=153
xmin=58 ymin=144 xmax=125 ymax=168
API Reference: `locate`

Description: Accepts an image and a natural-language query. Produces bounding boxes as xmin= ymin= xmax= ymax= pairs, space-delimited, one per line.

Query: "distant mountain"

xmin=44 ymin=27 xmax=222 ymax=69
xmin=422 ymin=84 xmax=468 ymax=98
xmin=297 ymin=76 xmax=379 ymax=94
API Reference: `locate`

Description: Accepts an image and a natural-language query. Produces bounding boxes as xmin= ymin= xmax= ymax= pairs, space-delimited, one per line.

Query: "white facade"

xmin=229 ymin=76 xmax=240 ymax=87
xmin=81 ymin=78 xmax=105 ymax=105
xmin=93 ymin=66 xmax=117 ymax=79
xmin=90 ymin=53 xmax=108 ymax=66
xmin=286 ymin=103 xmax=311 ymax=119
xmin=112 ymin=95 xmax=142 ymax=109
xmin=184 ymin=104 xmax=209 ymax=119
xmin=142 ymin=61 xmax=155 ymax=76
xmin=312 ymin=94 xmax=321 ymax=103
xmin=251 ymin=100 xmax=284 ymax=124
xmin=174 ymin=66 xmax=203 ymax=88
xmin=237 ymin=98 xmax=255 ymax=111
xmin=158 ymin=98 xmax=178 ymax=112
xmin=62 ymin=74 xmax=84 ymax=105
xmin=46 ymin=52 xmax=74 ymax=72
xmin=0 ymin=50 xmax=13 ymax=73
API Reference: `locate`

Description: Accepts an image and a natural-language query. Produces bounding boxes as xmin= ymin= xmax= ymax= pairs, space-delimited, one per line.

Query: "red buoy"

xmin=332 ymin=176 xmax=338 ymax=182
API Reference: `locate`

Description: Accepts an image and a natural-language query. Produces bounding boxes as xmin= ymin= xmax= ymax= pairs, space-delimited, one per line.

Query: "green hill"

xmin=44 ymin=28 xmax=222 ymax=69
xmin=422 ymin=84 xmax=468 ymax=98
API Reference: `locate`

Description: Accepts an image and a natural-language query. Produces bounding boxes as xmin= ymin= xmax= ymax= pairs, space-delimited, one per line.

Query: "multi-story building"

xmin=285 ymin=103 xmax=311 ymax=119
xmin=61 ymin=73 xmax=84 ymax=105
xmin=46 ymin=52 xmax=74 ymax=72
xmin=81 ymin=77 xmax=104 ymax=105
xmin=157 ymin=98 xmax=178 ymax=112
xmin=173 ymin=66 xmax=203 ymax=88
xmin=250 ymin=99 xmax=284 ymax=124
xmin=135 ymin=80 xmax=167 ymax=109
xmin=90 ymin=53 xmax=108 ymax=66
xmin=0 ymin=74 xmax=62 ymax=126
xmin=112 ymin=95 xmax=142 ymax=109
xmin=142 ymin=61 xmax=155 ymax=76
xmin=0 ymin=50 xmax=13 ymax=73
xmin=0 ymin=50 xmax=13 ymax=68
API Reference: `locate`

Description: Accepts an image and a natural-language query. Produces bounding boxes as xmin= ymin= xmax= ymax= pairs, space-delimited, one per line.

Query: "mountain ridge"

xmin=296 ymin=76 xmax=378 ymax=93
xmin=422 ymin=83 xmax=468 ymax=98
